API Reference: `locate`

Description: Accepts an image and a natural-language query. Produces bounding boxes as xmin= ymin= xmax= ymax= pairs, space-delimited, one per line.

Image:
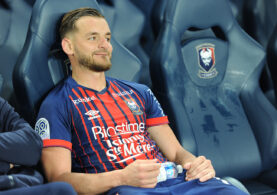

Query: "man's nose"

xmin=98 ymin=37 xmax=110 ymax=49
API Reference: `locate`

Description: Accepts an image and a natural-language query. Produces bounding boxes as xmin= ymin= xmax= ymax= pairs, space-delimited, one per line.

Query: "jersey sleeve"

xmin=144 ymin=88 xmax=169 ymax=127
xmin=35 ymin=94 xmax=72 ymax=150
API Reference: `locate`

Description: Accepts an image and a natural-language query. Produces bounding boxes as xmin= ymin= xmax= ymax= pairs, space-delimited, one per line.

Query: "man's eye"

xmin=89 ymin=37 xmax=96 ymax=40
xmin=106 ymin=37 xmax=111 ymax=42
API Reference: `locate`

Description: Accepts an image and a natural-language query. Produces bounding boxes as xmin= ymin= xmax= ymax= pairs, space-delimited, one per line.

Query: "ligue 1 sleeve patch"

xmin=35 ymin=118 xmax=50 ymax=140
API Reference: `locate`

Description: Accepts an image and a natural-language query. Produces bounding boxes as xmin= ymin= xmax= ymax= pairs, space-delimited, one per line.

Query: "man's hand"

xmin=183 ymin=156 xmax=215 ymax=182
xmin=120 ymin=159 xmax=161 ymax=188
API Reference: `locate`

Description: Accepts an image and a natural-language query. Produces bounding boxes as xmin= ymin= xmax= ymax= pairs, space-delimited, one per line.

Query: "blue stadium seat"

xmin=129 ymin=0 xmax=156 ymax=59
xmin=98 ymin=0 xmax=151 ymax=86
xmin=267 ymin=24 xmax=277 ymax=106
xmin=0 ymin=74 xmax=3 ymax=94
xmin=151 ymin=0 xmax=167 ymax=38
xmin=13 ymin=0 xmax=142 ymax=125
xmin=243 ymin=0 xmax=277 ymax=49
xmin=151 ymin=0 xmax=246 ymax=43
xmin=0 ymin=0 xmax=33 ymax=106
xmin=228 ymin=0 xmax=245 ymax=26
xmin=150 ymin=0 xmax=277 ymax=194
xmin=243 ymin=0 xmax=277 ymax=101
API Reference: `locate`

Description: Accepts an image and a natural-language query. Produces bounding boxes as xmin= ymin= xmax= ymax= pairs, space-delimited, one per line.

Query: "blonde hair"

xmin=59 ymin=7 xmax=104 ymax=39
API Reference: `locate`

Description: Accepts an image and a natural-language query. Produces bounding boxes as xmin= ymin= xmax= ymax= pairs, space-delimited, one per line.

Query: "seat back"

xmin=150 ymin=0 xmax=277 ymax=179
xmin=228 ymin=0 xmax=246 ymax=26
xmin=13 ymin=0 xmax=142 ymax=125
xmin=0 ymin=0 xmax=32 ymax=106
xmin=243 ymin=0 xmax=277 ymax=48
xmin=267 ymin=24 xmax=277 ymax=105
xmin=0 ymin=74 xmax=3 ymax=94
xmin=151 ymin=0 xmax=168 ymax=38
xmin=243 ymin=0 xmax=277 ymax=97
xmin=151 ymin=0 xmax=246 ymax=44
xmin=130 ymin=0 xmax=157 ymax=60
xmin=99 ymin=0 xmax=150 ymax=86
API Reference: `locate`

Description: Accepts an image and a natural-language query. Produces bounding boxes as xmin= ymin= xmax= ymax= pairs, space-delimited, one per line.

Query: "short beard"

xmin=76 ymin=50 xmax=112 ymax=72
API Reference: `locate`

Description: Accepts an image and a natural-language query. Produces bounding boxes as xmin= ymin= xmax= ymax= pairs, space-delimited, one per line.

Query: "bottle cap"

xmin=176 ymin=165 xmax=183 ymax=174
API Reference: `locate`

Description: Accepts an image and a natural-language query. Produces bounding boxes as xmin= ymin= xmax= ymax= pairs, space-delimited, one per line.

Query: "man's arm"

xmin=148 ymin=124 xmax=215 ymax=182
xmin=41 ymin=147 xmax=161 ymax=194
xmin=0 ymin=97 xmax=42 ymax=165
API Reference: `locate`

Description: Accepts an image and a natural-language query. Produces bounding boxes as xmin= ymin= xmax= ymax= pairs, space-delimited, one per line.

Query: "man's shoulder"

xmin=41 ymin=78 xmax=72 ymax=105
xmin=108 ymin=77 xmax=149 ymax=92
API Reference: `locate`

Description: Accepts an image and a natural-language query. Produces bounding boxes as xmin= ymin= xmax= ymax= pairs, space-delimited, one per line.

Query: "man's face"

xmin=200 ymin=50 xmax=212 ymax=66
xmin=71 ymin=16 xmax=113 ymax=72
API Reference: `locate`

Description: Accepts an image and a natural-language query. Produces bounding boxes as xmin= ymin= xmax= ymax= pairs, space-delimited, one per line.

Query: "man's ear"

xmin=61 ymin=37 xmax=74 ymax=55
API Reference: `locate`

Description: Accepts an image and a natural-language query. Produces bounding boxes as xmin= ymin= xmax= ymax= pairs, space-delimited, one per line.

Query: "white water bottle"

xmin=157 ymin=162 xmax=183 ymax=183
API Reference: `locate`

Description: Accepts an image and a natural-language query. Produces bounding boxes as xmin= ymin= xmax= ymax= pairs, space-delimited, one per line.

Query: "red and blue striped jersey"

xmin=35 ymin=76 xmax=169 ymax=173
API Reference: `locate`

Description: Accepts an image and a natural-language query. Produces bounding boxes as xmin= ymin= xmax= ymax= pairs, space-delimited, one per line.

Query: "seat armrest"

xmin=259 ymin=169 xmax=277 ymax=188
xmin=222 ymin=177 xmax=250 ymax=194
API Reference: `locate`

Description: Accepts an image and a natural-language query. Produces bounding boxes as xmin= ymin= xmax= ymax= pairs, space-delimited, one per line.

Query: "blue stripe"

xmin=74 ymin=88 xmax=116 ymax=172
xmin=92 ymin=90 xmax=127 ymax=168
xmin=69 ymin=92 xmax=102 ymax=173
xmin=111 ymin=81 xmax=153 ymax=160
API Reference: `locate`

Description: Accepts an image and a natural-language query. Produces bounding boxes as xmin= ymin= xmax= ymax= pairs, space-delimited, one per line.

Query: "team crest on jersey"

xmin=196 ymin=43 xmax=218 ymax=79
xmin=35 ymin=118 xmax=50 ymax=140
xmin=85 ymin=110 xmax=101 ymax=120
xmin=124 ymin=98 xmax=143 ymax=115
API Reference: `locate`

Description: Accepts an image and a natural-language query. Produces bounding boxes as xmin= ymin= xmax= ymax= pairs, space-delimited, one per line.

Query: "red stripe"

xmin=112 ymin=81 xmax=145 ymax=111
xmin=113 ymin=82 xmax=167 ymax=161
xmin=70 ymin=109 xmax=96 ymax=173
xmin=211 ymin=48 xmax=215 ymax=63
xmin=109 ymin=82 xmax=141 ymax=122
xmin=110 ymin=82 xmax=155 ymax=161
xmin=43 ymin=139 xmax=72 ymax=150
xmin=71 ymin=89 xmax=109 ymax=172
xmin=90 ymin=91 xmax=126 ymax=167
xmin=146 ymin=116 xmax=169 ymax=127
xmin=110 ymin=83 xmax=145 ymax=138
xmin=99 ymin=89 xmax=141 ymax=165
xmin=108 ymin=82 xmax=143 ymax=163
xmin=78 ymin=88 xmax=120 ymax=169
xmin=109 ymin=82 xmax=143 ymax=129
xmin=130 ymin=88 xmax=145 ymax=112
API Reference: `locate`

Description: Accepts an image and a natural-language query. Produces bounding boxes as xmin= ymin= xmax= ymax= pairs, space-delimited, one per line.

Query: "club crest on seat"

xmin=196 ymin=43 xmax=218 ymax=79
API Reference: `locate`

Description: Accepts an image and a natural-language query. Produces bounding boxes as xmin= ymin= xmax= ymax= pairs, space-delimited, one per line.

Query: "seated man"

xmin=0 ymin=96 xmax=77 ymax=194
xmin=0 ymin=96 xmax=43 ymax=190
xmin=35 ymin=7 xmax=248 ymax=194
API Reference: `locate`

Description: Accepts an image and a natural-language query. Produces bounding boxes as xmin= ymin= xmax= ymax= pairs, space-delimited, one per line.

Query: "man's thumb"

xmin=183 ymin=162 xmax=191 ymax=170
